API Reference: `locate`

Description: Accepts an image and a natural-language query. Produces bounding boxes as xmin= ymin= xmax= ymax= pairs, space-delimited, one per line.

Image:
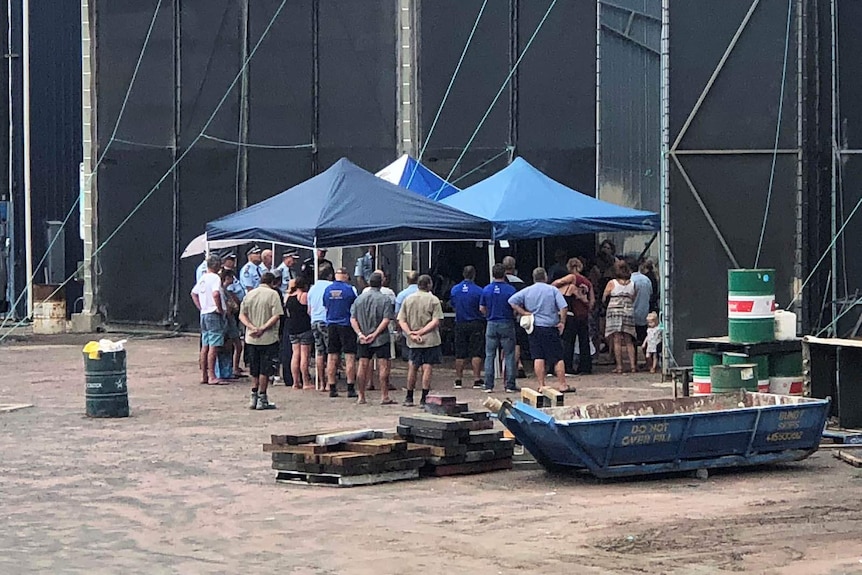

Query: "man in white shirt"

xmin=191 ymin=254 xmax=227 ymax=385
xmin=363 ymin=269 xmax=396 ymax=300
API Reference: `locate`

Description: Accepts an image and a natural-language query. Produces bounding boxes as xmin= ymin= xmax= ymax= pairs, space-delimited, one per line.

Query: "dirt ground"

xmin=1 ymin=333 xmax=861 ymax=575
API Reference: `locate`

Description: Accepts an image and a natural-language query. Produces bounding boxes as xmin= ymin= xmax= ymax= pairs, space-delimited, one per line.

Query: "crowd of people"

xmin=189 ymin=240 xmax=662 ymax=411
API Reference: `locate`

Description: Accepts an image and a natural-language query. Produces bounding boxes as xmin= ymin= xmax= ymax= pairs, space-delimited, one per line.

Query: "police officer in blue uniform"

xmin=220 ymin=252 xmax=247 ymax=377
xmin=275 ymin=251 xmax=298 ymax=293
xmin=221 ymin=252 xmax=245 ymax=303
xmin=240 ymin=246 xmax=263 ymax=293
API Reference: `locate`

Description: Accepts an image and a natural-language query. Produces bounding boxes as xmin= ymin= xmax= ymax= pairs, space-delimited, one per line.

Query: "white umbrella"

xmin=181 ymin=233 xmax=248 ymax=259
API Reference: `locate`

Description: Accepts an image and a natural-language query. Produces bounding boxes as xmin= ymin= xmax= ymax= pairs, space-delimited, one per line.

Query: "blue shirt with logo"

xmin=323 ymin=281 xmax=358 ymax=326
xmin=480 ymin=281 xmax=517 ymax=322
xmin=450 ymin=280 xmax=484 ymax=323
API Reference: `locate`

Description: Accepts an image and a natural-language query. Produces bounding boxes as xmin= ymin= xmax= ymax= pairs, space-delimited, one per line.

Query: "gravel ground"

xmin=1 ymin=333 xmax=861 ymax=575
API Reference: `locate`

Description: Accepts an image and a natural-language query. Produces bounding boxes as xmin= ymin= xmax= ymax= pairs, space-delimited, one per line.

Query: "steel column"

xmin=169 ymin=0 xmax=183 ymax=323
xmin=660 ymin=0 xmax=670 ymax=368
xmin=235 ymin=0 xmax=250 ymax=210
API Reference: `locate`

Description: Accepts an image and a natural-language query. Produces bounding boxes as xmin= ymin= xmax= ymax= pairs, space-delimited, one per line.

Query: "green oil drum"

xmin=710 ymin=363 xmax=759 ymax=393
xmin=722 ymin=352 xmax=769 ymax=392
xmin=693 ymin=351 xmax=721 ymax=377
xmin=728 ymin=269 xmax=776 ymax=343
xmin=768 ymin=351 xmax=803 ymax=395
xmin=692 ymin=352 xmax=721 ymax=394
xmin=84 ymin=350 xmax=129 ymax=418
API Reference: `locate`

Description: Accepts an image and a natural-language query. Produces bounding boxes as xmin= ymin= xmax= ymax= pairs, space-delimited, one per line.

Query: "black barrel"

xmin=84 ymin=350 xmax=129 ymax=418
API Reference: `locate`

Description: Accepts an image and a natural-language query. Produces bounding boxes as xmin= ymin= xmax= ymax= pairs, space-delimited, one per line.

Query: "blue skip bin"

xmin=492 ymin=391 xmax=830 ymax=479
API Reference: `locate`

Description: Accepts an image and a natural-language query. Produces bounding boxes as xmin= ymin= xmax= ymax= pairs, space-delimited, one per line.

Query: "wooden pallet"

xmin=822 ymin=428 xmax=862 ymax=445
xmin=275 ymin=468 xmax=419 ymax=487
xmin=421 ymin=457 xmax=513 ymax=477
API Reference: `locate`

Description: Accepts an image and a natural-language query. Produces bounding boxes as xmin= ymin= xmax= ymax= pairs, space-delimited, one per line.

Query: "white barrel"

xmin=33 ymin=300 xmax=67 ymax=334
xmin=774 ymin=309 xmax=797 ymax=340
xmin=768 ymin=376 xmax=803 ymax=396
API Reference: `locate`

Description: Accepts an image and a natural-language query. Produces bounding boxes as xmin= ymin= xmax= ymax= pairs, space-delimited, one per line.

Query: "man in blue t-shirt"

xmin=450 ymin=265 xmax=485 ymax=390
xmin=480 ymin=264 xmax=518 ymax=392
xmin=323 ymin=268 xmax=358 ymax=398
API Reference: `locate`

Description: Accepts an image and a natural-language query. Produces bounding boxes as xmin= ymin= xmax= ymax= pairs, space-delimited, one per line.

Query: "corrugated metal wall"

xmin=597 ymin=0 xmax=661 ymax=260
xmin=598 ymin=0 xmax=660 ymax=213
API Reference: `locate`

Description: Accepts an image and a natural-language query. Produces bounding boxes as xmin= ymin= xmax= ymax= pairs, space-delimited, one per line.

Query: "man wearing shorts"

xmin=450 ymin=265 xmax=485 ymax=389
xmin=239 ymin=272 xmax=284 ymax=410
xmin=350 ymin=272 xmax=395 ymax=405
xmin=508 ymin=267 xmax=572 ymax=393
xmin=323 ymin=268 xmax=358 ymax=398
xmin=397 ymin=274 xmax=444 ymax=406
xmin=191 ymin=254 xmax=226 ymax=385
xmin=307 ymin=265 xmax=333 ymax=389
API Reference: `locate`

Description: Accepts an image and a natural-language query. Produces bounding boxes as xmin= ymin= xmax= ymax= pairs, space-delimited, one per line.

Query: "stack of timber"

xmin=266 ymin=429 xmax=430 ymax=487
xmin=422 ymin=394 xmax=470 ymax=416
xmin=397 ymin=409 xmax=515 ymax=477
xmin=519 ymin=387 xmax=565 ymax=409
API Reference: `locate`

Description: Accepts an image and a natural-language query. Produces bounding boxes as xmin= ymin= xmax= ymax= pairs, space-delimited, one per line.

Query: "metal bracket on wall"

xmin=599 ymin=24 xmax=659 ymax=56
xmin=598 ymin=0 xmax=660 ymax=56
xmin=669 ymin=152 xmax=740 ymax=268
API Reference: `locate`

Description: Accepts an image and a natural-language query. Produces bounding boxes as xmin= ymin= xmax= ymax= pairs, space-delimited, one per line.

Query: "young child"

xmin=642 ymin=312 xmax=662 ymax=373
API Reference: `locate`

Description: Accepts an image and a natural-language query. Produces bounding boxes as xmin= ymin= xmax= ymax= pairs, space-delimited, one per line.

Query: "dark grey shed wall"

xmin=830 ymin=0 xmax=862 ymax=337
xmin=94 ymin=0 xmax=397 ymax=327
xmin=666 ymin=0 xmax=802 ymax=363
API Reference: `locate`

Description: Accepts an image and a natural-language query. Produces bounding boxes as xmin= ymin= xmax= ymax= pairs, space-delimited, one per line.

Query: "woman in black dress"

xmin=284 ymin=276 xmax=313 ymax=389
